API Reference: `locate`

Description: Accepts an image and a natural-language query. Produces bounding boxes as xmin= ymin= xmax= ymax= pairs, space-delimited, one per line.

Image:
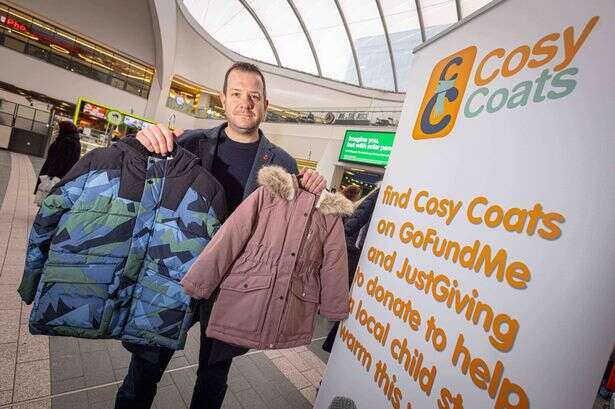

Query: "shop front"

xmin=73 ymin=98 xmax=154 ymax=155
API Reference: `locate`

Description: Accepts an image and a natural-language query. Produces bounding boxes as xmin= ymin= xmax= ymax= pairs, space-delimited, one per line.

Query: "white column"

xmin=144 ymin=0 xmax=178 ymax=122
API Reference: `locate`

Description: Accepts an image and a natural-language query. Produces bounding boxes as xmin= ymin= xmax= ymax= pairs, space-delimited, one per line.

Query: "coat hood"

xmin=257 ymin=166 xmax=354 ymax=216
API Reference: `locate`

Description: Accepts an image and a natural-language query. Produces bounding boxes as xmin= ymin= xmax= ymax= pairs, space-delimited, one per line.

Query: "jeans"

xmin=115 ymin=302 xmax=235 ymax=409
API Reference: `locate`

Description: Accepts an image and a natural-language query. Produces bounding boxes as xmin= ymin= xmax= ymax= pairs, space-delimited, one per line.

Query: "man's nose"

xmin=239 ymin=93 xmax=254 ymax=108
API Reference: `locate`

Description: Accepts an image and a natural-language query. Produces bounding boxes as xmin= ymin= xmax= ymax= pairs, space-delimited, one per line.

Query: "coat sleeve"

xmin=209 ymin=183 xmax=228 ymax=226
xmin=17 ymin=152 xmax=93 ymax=304
xmin=319 ymin=217 xmax=350 ymax=321
xmin=181 ymin=186 xmax=263 ymax=299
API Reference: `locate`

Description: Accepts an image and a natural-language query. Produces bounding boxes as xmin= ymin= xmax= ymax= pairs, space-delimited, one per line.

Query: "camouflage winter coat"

xmin=17 ymin=138 xmax=226 ymax=350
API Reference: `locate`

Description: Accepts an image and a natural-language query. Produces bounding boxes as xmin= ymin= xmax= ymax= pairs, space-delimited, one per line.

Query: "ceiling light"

xmin=49 ymin=44 xmax=69 ymax=54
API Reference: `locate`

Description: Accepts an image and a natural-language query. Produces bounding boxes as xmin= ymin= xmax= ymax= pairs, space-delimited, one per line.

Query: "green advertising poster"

xmin=339 ymin=130 xmax=395 ymax=167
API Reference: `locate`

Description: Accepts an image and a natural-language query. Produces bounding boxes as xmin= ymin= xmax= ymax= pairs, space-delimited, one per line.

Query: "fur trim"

xmin=257 ymin=166 xmax=295 ymax=200
xmin=316 ymin=191 xmax=354 ymax=216
xmin=257 ymin=166 xmax=354 ymax=215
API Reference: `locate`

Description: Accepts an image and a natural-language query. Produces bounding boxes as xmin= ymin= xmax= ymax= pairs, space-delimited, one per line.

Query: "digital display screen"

xmin=339 ymin=130 xmax=396 ymax=167
xmin=123 ymin=115 xmax=145 ymax=129
xmin=82 ymin=103 xmax=107 ymax=119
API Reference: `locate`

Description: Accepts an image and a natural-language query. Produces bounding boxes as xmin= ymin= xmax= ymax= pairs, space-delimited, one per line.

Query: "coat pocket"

xmin=209 ymin=274 xmax=273 ymax=333
xmin=126 ymin=270 xmax=192 ymax=341
xmin=280 ymin=278 xmax=320 ymax=338
xmin=30 ymin=263 xmax=117 ymax=332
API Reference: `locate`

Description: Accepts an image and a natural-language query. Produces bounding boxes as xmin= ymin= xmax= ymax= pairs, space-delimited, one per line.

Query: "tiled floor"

xmin=0 ymin=151 xmax=334 ymax=409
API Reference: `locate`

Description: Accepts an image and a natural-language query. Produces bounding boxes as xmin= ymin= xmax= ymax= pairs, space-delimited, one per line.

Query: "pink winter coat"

xmin=181 ymin=166 xmax=353 ymax=350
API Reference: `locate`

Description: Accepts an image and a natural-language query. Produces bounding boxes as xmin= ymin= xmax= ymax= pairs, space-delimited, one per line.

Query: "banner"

xmin=315 ymin=1 xmax=615 ymax=408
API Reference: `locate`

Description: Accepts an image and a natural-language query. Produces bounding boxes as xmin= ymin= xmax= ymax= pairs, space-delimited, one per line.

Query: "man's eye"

xmin=251 ymin=95 xmax=261 ymax=101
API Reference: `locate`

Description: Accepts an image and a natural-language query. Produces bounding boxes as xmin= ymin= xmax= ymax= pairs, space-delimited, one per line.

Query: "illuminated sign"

xmin=1 ymin=16 xmax=27 ymax=32
xmin=339 ymin=130 xmax=395 ymax=167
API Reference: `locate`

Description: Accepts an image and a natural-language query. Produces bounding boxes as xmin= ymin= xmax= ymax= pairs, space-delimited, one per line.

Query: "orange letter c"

xmin=474 ymin=48 xmax=505 ymax=86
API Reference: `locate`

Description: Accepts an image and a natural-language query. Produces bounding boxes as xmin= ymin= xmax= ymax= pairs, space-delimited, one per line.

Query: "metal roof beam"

xmin=375 ymin=0 xmax=398 ymax=92
xmin=415 ymin=0 xmax=427 ymax=42
xmin=237 ymin=0 xmax=281 ymax=66
xmin=454 ymin=0 xmax=462 ymax=21
xmin=334 ymin=0 xmax=362 ymax=87
xmin=287 ymin=0 xmax=322 ymax=76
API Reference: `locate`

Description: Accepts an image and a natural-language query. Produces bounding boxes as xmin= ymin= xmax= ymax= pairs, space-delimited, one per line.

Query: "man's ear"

xmin=219 ymin=92 xmax=226 ymax=106
xmin=263 ymin=98 xmax=269 ymax=112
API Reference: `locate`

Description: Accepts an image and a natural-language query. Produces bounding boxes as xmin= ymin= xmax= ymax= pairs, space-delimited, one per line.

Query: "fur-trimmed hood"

xmin=257 ymin=166 xmax=354 ymax=216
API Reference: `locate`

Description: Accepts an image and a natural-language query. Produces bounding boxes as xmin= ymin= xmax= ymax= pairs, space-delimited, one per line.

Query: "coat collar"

xmin=257 ymin=166 xmax=354 ymax=216
xmin=119 ymin=137 xmax=190 ymax=164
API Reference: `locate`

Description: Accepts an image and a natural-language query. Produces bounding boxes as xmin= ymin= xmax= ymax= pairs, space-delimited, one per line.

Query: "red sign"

xmin=1 ymin=16 xmax=28 ymax=32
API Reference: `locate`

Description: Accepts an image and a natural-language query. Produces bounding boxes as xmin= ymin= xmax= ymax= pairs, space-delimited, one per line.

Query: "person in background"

xmin=34 ymin=121 xmax=81 ymax=194
xmin=322 ymin=186 xmax=380 ymax=352
xmin=341 ymin=184 xmax=362 ymax=203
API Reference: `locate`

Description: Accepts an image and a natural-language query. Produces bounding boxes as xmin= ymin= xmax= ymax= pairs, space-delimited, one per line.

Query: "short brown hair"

xmin=223 ymin=62 xmax=267 ymax=99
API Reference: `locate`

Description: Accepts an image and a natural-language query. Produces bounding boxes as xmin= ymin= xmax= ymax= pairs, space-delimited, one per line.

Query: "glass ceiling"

xmin=183 ymin=0 xmax=494 ymax=93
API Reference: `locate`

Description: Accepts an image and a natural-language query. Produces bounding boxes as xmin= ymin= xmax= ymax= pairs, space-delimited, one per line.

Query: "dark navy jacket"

xmin=177 ymin=123 xmax=298 ymax=196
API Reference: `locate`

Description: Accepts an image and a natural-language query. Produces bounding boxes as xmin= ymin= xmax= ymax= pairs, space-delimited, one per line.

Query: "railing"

xmin=0 ymin=99 xmax=51 ymax=135
xmin=165 ymin=96 xmax=401 ymax=128
xmin=265 ymin=109 xmax=400 ymax=127
xmin=0 ymin=3 xmax=153 ymax=99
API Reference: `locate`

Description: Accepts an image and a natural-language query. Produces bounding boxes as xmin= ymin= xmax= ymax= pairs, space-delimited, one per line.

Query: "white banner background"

xmin=315 ymin=0 xmax=615 ymax=408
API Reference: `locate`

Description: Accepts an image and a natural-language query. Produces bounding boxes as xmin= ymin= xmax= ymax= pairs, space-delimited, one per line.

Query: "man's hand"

xmin=136 ymin=124 xmax=184 ymax=156
xmin=299 ymin=168 xmax=327 ymax=194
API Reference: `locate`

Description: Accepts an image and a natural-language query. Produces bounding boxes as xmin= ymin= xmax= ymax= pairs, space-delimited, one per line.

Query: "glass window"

xmin=48 ymin=52 xmax=72 ymax=70
xmin=0 ymin=100 xmax=16 ymax=114
xmin=71 ymin=58 xmax=92 ymax=77
xmin=14 ymin=116 xmax=33 ymax=131
xmin=91 ymin=47 xmax=116 ymax=74
xmin=3 ymin=33 xmax=25 ymax=52
xmin=110 ymin=77 xmax=126 ymax=90
xmin=420 ymin=0 xmax=458 ymax=40
xmin=460 ymin=0 xmax=494 ymax=18
xmin=89 ymin=68 xmax=110 ymax=83
xmin=34 ymin=110 xmax=50 ymax=123
xmin=17 ymin=105 xmax=35 ymax=119
xmin=293 ymin=0 xmax=358 ymax=84
xmin=125 ymin=82 xmax=143 ymax=96
xmin=26 ymin=42 xmax=49 ymax=61
xmin=32 ymin=121 xmax=48 ymax=135
xmin=0 ymin=112 xmax=13 ymax=127
xmin=338 ymin=0 xmax=395 ymax=90
xmin=381 ymin=0 xmax=422 ymax=92
xmin=183 ymin=0 xmax=276 ymax=64
xmin=71 ymin=34 xmax=96 ymax=64
xmin=120 ymin=62 xmax=150 ymax=87
xmin=245 ymin=0 xmax=318 ymax=74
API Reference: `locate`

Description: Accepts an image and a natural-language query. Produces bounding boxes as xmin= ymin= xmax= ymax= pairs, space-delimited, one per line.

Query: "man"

xmin=114 ymin=62 xmax=326 ymax=409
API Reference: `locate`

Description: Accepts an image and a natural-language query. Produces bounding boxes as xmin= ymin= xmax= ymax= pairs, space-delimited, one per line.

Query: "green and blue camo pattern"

xmin=23 ymin=156 xmax=220 ymax=349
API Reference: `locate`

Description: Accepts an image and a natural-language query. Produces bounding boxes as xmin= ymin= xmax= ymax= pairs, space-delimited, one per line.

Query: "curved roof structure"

xmin=182 ymin=0 xmax=493 ymax=93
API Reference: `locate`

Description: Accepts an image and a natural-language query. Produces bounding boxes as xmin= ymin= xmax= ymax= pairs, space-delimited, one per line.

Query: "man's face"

xmin=220 ymin=70 xmax=268 ymax=134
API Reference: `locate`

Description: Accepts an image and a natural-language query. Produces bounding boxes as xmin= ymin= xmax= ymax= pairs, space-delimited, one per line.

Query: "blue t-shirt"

xmin=211 ymin=131 xmax=260 ymax=213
